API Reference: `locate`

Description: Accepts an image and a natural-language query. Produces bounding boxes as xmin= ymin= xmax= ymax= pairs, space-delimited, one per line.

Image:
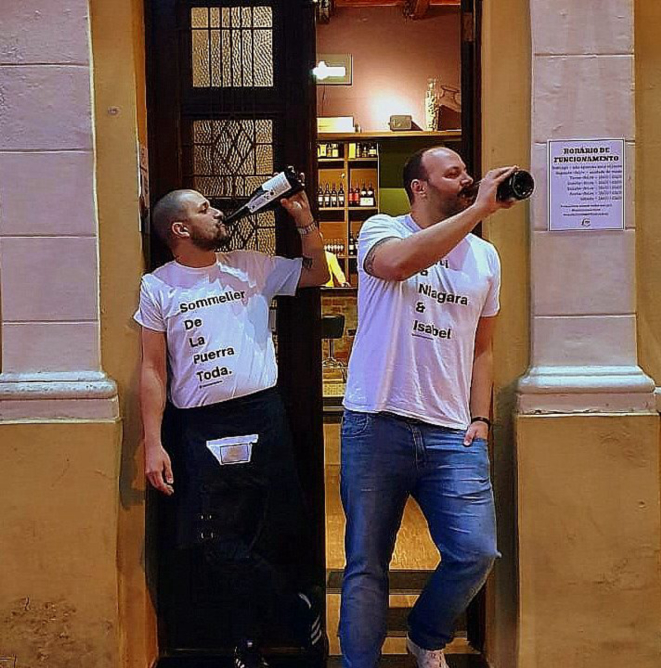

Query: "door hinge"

xmin=462 ymin=12 xmax=475 ymax=43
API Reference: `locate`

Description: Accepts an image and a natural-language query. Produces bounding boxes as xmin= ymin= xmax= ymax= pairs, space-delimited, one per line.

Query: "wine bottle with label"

xmin=338 ymin=184 xmax=345 ymax=207
xmin=367 ymin=183 xmax=375 ymax=207
xmin=330 ymin=183 xmax=338 ymax=208
xmin=460 ymin=169 xmax=535 ymax=202
xmin=360 ymin=183 xmax=369 ymax=207
xmin=224 ymin=167 xmax=304 ymax=224
xmin=317 ymin=185 xmax=324 ymax=208
xmin=323 ymin=183 xmax=331 ymax=208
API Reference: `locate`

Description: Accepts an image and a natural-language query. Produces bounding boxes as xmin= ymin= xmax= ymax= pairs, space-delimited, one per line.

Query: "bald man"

xmin=135 ymin=188 xmax=328 ymax=668
xmin=339 ymin=148 xmax=521 ymax=668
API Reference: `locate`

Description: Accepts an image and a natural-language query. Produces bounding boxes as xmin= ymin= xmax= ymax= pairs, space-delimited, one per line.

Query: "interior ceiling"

xmin=332 ymin=1 xmax=459 ymax=20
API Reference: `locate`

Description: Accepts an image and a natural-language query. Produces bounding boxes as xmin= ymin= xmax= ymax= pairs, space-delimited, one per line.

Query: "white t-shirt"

xmin=134 ymin=251 xmax=302 ymax=409
xmin=343 ymin=213 xmax=501 ymax=430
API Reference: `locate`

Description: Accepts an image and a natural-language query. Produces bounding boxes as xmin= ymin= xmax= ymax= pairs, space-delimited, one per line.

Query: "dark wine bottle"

xmin=461 ymin=169 xmax=535 ymax=203
xmin=367 ymin=183 xmax=375 ymax=207
xmin=224 ymin=167 xmax=305 ymax=224
xmin=360 ymin=183 xmax=368 ymax=207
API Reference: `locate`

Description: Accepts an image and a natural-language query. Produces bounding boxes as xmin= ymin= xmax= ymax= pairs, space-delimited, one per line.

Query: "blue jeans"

xmin=339 ymin=410 xmax=499 ymax=668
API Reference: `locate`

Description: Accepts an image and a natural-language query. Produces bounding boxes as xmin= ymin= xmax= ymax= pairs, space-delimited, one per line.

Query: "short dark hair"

xmin=151 ymin=190 xmax=195 ymax=247
xmin=402 ymin=148 xmax=431 ymax=203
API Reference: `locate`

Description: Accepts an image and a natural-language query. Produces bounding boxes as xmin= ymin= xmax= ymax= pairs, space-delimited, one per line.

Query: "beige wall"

xmin=481 ymin=0 xmax=531 ymax=665
xmin=484 ymin=1 xmax=661 ymax=667
xmin=517 ymin=415 xmax=661 ymax=668
xmin=90 ymin=0 xmax=155 ymax=665
xmin=0 ymin=422 xmax=122 ymax=668
xmin=1 ymin=0 xmax=152 ymax=665
xmin=636 ymin=0 xmax=661 ymax=389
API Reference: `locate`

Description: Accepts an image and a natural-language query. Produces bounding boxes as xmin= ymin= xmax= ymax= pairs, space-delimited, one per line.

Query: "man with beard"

xmin=339 ymin=148 xmax=521 ymax=668
xmin=134 ymin=188 xmax=328 ymax=668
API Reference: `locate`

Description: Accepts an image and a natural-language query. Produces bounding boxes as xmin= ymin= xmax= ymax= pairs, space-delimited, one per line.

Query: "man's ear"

xmin=171 ymin=221 xmax=190 ymax=239
xmin=410 ymin=179 xmax=426 ymax=199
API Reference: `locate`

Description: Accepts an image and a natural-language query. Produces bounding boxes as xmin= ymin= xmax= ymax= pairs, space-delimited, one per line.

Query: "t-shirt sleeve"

xmin=258 ymin=253 xmax=303 ymax=298
xmin=357 ymin=215 xmax=406 ymax=271
xmin=133 ymin=277 xmax=166 ymax=331
xmin=481 ymin=247 xmax=501 ymax=317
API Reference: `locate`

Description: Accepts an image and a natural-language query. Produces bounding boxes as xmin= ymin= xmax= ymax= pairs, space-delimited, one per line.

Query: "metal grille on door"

xmin=181 ymin=4 xmax=280 ymax=255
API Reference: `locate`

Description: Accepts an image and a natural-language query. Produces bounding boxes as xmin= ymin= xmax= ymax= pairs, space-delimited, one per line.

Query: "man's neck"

xmin=410 ymin=202 xmax=447 ymax=229
xmin=173 ymin=246 xmax=217 ymax=268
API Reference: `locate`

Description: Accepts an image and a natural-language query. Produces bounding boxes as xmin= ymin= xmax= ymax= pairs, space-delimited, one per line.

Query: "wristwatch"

xmin=470 ymin=416 xmax=491 ymax=428
xmin=297 ymin=221 xmax=318 ymax=236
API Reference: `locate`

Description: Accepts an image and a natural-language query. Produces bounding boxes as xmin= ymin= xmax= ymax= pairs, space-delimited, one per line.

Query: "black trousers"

xmin=166 ymin=387 xmax=311 ymax=644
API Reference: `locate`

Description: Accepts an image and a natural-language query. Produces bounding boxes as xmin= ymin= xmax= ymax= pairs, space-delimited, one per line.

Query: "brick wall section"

xmin=322 ymin=292 xmax=357 ymax=362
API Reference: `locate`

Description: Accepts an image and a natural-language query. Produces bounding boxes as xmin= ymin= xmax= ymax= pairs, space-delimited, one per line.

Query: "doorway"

xmin=315 ymin=1 xmax=488 ymax=665
xmin=144 ymin=0 xmax=324 ymax=663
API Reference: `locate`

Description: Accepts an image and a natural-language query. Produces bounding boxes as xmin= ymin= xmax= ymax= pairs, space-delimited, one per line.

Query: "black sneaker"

xmin=296 ymin=588 xmax=327 ymax=655
xmin=233 ymin=640 xmax=269 ymax=668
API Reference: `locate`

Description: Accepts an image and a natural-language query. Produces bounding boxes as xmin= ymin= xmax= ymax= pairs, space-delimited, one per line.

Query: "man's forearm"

xmin=140 ymin=365 xmax=167 ymax=447
xmin=469 ymin=347 xmax=494 ymax=419
xmin=300 ymin=227 xmax=330 ymax=285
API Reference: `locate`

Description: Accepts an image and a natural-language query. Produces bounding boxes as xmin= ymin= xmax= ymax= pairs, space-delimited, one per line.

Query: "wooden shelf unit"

xmin=319 ymin=130 xmax=461 ymax=141
xmin=317 ymin=139 xmax=381 ymax=286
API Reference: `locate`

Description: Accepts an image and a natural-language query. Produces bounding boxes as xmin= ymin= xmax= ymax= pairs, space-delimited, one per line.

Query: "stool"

xmin=322 ymin=314 xmax=347 ymax=380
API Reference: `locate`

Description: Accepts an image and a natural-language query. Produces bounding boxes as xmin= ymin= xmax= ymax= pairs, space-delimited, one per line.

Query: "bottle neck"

xmin=223 ymin=204 xmax=250 ymax=225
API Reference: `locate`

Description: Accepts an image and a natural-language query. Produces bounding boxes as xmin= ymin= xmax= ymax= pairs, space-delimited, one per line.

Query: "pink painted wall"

xmin=316 ymin=6 xmax=461 ymax=132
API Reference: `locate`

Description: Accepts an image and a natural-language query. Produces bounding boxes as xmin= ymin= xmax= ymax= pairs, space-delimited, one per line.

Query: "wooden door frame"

xmin=461 ymin=0 xmax=487 ymax=654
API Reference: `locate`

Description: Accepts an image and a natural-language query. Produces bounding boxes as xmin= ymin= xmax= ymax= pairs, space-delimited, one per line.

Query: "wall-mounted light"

xmin=313 ymin=54 xmax=352 ymax=85
xmin=313 ymin=61 xmax=346 ymax=81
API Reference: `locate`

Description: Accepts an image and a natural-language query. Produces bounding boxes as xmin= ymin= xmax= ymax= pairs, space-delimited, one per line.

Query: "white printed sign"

xmin=548 ymin=139 xmax=625 ymax=231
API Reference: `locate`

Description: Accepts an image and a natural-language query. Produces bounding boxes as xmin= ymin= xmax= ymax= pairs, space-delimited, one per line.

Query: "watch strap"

xmin=297 ymin=221 xmax=318 ymax=236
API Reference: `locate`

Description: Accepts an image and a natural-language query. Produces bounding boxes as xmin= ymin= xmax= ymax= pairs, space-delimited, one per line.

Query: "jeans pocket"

xmin=341 ymin=410 xmax=373 ymax=438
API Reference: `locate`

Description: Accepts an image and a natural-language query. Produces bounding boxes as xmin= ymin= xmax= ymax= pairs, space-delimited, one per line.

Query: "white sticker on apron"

xmin=206 ymin=434 xmax=259 ymax=466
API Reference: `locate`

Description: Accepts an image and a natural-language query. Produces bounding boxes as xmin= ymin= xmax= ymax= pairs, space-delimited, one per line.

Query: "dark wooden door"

xmin=461 ymin=0 xmax=488 ymax=653
xmin=144 ymin=0 xmax=324 ymax=662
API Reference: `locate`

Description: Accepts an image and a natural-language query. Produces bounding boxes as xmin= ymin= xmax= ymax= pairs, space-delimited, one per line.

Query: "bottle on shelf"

xmin=223 ymin=167 xmax=304 ymax=224
xmin=330 ymin=183 xmax=338 ymax=208
xmin=367 ymin=183 xmax=375 ymax=207
xmin=368 ymin=143 xmax=378 ymax=158
xmin=352 ymin=184 xmax=359 ymax=207
xmin=348 ymin=233 xmax=355 ymax=256
xmin=338 ymin=183 xmax=345 ymax=207
xmin=323 ymin=183 xmax=331 ymax=208
xmin=317 ymin=185 xmax=324 ymax=208
xmin=360 ymin=183 xmax=369 ymax=207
